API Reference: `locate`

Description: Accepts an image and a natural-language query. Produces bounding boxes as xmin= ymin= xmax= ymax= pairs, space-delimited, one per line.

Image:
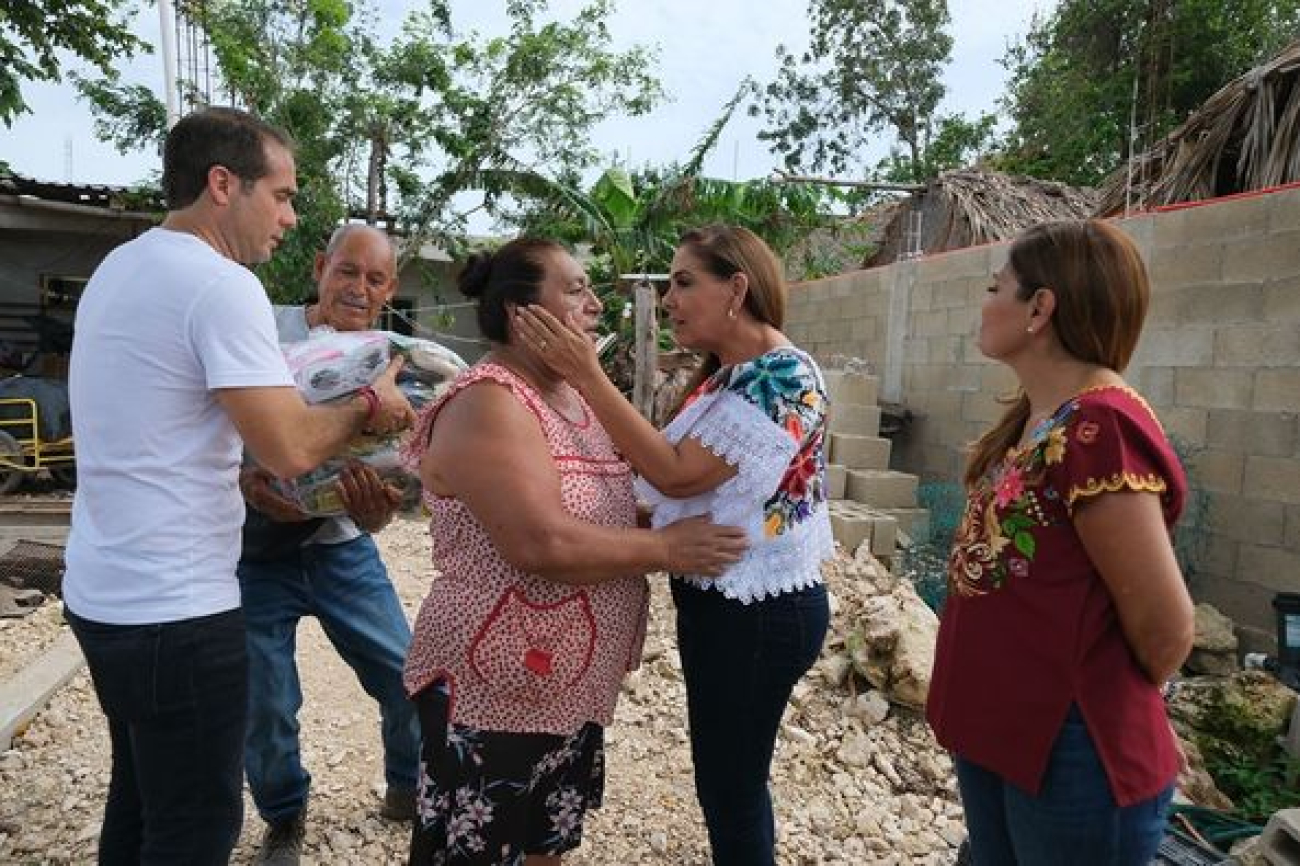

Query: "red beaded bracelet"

xmin=356 ymin=385 xmax=380 ymax=428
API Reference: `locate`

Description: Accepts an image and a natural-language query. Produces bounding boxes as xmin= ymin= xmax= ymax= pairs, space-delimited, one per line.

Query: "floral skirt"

xmin=408 ymin=680 xmax=605 ymax=865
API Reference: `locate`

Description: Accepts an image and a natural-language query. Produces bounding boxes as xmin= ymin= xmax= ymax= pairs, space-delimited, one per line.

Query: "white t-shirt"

xmin=65 ymin=228 xmax=295 ymax=625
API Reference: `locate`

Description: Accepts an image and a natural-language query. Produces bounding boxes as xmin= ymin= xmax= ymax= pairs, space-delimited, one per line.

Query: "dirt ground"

xmin=0 ymin=516 xmax=963 ymax=865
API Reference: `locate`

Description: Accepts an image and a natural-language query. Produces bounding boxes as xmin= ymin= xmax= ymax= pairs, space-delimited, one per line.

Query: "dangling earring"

xmin=728 ymin=307 xmax=738 ymax=319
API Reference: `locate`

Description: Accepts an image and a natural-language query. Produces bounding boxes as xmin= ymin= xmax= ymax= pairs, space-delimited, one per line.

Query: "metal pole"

xmin=158 ymin=0 xmax=180 ymax=128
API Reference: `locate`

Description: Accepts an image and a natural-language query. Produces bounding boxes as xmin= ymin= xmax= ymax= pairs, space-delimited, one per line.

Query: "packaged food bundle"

xmin=271 ymin=432 xmax=408 ymax=516
xmin=283 ymin=330 xmax=391 ymax=405
xmin=271 ymin=330 xmax=464 ymax=517
xmin=281 ymin=329 xmax=468 ymax=404
xmin=388 ymin=333 xmax=468 ymax=385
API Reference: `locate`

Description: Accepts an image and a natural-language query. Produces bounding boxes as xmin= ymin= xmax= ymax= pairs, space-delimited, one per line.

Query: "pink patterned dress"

xmin=403 ymin=362 xmax=649 ymax=735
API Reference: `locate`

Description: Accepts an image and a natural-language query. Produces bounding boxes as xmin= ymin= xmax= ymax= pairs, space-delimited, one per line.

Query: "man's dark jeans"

xmin=672 ymin=580 xmax=830 ymax=866
xmin=65 ymin=605 xmax=247 ymax=865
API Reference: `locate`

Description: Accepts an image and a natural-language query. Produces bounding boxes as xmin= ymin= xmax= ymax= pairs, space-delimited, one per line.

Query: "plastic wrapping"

xmin=271 ymin=330 xmax=466 ymax=516
xmin=283 ymin=331 xmax=390 ymax=405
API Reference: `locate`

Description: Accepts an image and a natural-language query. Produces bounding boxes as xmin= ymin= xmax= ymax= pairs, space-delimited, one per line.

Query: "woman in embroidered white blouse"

xmin=516 ymin=224 xmax=834 ymax=866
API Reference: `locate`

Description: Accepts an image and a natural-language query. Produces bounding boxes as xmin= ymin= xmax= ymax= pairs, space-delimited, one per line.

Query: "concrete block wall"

xmin=822 ymin=370 xmax=928 ymax=559
xmin=786 ymin=184 xmax=1300 ymax=651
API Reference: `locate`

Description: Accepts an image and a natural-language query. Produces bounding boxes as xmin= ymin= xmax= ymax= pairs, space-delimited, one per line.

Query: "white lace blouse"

xmin=635 ymin=347 xmax=835 ymax=603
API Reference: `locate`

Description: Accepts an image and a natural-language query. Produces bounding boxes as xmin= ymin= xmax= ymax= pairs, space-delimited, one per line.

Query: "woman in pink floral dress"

xmin=927 ymin=220 xmax=1195 ymax=865
xmin=401 ymin=238 xmax=748 ymax=865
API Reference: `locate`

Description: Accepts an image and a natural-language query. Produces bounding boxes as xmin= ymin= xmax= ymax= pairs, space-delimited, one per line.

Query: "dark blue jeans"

xmin=239 ymin=534 xmax=419 ymax=823
xmin=955 ymin=706 xmax=1173 ymax=866
xmin=672 ymin=580 xmax=830 ymax=866
xmin=65 ymin=605 xmax=247 ymax=865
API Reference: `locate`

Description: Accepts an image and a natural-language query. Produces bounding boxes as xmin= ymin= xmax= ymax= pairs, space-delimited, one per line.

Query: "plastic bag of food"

xmin=387 ymin=333 xmax=468 ymax=385
xmin=281 ymin=329 xmax=468 ymax=404
xmin=270 ymin=432 xmax=407 ymax=516
xmin=282 ymin=330 xmax=390 ymax=405
xmin=269 ymin=379 xmax=441 ymax=517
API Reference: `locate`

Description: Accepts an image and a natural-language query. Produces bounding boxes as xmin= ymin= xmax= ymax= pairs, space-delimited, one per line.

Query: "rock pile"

xmin=0 ymin=519 xmax=964 ymax=864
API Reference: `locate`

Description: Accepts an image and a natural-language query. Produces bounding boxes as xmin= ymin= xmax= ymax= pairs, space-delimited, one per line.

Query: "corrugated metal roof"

xmin=0 ymin=173 xmax=162 ymax=211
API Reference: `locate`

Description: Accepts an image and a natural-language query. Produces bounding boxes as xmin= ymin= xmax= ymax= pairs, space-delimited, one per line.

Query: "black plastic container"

xmin=1275 ymin=592 xmax=1300 ymax=672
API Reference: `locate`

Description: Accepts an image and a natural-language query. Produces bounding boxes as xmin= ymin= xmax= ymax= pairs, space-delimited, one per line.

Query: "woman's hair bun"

xmin=458 ymin=252 xmax=495 ymax=299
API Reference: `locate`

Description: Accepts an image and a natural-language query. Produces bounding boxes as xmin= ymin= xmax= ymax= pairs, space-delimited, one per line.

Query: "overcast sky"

xmin=0 ymin=0 xmax=1048 ymax=187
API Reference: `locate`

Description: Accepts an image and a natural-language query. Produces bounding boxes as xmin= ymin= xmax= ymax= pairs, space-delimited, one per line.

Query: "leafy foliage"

xmin=1164 ymin=434 xmax=1210 ymax=580
xmin=457 ymin=85 xmax=844 ymax=377
xmin=997 ymin=0 xmax=1300 ymax=186
xmin=68 ymin=72 xmax=169 ymax=156
xmin=752 ymin=0 xmax=961 ymax=181
xmin=897 ymin=480 xmax=966 ymax=611
xmin=0 ymin=0 xmax=147 ymax=126
xmin=73 ymin=0 xmax=662 ymax=299
xmin=1194 ymin=687 xmax=1300 ymax=823
xmin=875 ymin=111 xmax=999 ymax=183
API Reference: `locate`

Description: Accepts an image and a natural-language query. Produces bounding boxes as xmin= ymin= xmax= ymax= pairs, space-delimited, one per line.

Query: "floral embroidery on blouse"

xmin=948 ymin=385 xmax=1174 ymax=597
xmin=948 ymin=402 xmax=1075 ymax=596
xmin=1067 ymin=471 xmax=1168 ymax=509
xmin=690 ymin=349 xmax=828 ymax=539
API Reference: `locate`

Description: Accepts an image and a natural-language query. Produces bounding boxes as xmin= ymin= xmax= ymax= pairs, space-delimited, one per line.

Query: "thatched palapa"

xmin=1096 ymin=38 xmax=1300 ymax=216
xmin=863 ymin=170 xmax=1098 ymax=268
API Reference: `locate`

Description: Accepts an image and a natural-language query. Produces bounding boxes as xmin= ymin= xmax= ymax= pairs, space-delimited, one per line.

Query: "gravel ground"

xmin=0 ymin=517 xmax=963 ymax=865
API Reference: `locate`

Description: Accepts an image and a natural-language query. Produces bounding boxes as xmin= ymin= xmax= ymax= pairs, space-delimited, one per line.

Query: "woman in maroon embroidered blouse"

xmin=402 ymin=238 xmax=749 ymax=865
xmin=926 ymin=220 xmax=1195 ymax=866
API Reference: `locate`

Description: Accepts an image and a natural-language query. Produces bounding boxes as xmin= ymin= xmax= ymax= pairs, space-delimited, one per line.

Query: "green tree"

xmin=875 ymin=111 xmax=999 ymax=183
xmin=73 ymin=0 xmax=662 ymax=298
xmin=475 ymin=88 xmax=838 ymax=339
xmin=752 ymin=0 xmax=958 ymax=182
xmin=491 ymin=85 xmax=835 ymax=281
xmin=997 ymin=0 xmax=1300 ymax=186
xmin=0 ymin=0 xmax=147 ymax=126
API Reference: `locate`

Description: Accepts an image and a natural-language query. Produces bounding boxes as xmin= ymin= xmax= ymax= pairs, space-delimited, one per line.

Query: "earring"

xmin=728 ymin=307 xmax=737 ymax=319
xmin=1026 ymin=326 xmax=1035 ymax=334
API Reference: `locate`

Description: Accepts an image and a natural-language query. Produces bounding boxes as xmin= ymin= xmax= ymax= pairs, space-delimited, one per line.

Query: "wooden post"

xmin=631 ymin=280 xmax=657 ymax=418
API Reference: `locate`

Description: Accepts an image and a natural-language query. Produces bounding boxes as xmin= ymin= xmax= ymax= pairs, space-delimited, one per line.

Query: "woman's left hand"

xmin=515 ymin=305 xmax=603 ymax=391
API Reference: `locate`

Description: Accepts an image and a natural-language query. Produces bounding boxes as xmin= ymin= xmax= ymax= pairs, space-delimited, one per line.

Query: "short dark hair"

xmin=458 ymin=237 xmax=567 ymax=344
xmin=162 ymin=107 xmax=294 ymax=209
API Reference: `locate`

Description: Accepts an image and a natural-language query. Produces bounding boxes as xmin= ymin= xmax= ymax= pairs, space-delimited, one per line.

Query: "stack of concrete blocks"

xmin=823 ymin=369 xmax=929 ymax=562
xmin=1261 ymin=807 xmax=1300 ymax=866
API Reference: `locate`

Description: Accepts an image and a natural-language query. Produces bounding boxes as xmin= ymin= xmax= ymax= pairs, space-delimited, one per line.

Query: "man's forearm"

xmin=296 ymin=398 xmax=372 ymax=468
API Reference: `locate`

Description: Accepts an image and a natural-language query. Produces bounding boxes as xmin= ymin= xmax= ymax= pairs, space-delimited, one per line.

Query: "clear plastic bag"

xmin=270 ymin=331 xmax=467 ymax=516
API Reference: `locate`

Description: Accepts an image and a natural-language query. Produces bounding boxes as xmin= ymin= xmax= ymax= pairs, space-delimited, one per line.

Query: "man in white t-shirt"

xmin=64 ymin=107 xmax=415 ymax=865
xmin=237 ymin=225 xmax=420 ymax=865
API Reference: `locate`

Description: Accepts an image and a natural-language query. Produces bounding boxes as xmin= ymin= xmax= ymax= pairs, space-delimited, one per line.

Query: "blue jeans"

xmin=955 ymin=706 xmax=1173 ymax=866
xmin=238 ymin=534 xmax=419 ymax=823
xmin=672 ymin=580 xmax=830 ymax=866
xmin=65 ymin=605 xmax=246 ymax=865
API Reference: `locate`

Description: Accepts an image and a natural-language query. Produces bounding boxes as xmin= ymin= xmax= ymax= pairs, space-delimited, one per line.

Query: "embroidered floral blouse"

xmin=927 ymin=385 xmax=1187 ymax=806
xmin=635 ymin=346 xmax=836 ymax=603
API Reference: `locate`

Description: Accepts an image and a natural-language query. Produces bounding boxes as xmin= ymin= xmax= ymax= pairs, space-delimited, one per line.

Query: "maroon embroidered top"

xmin=402 ymin=363 xmax=649 ymax=735
xmin=927 ymin=385 xmax=1187 ymax=806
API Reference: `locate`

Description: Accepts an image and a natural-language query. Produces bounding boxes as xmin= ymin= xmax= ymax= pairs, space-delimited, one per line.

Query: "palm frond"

xmin=681 ymin=78 xmax=754 ymax=178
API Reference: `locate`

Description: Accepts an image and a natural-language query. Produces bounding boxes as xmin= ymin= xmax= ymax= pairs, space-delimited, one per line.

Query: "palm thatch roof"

xmin=1095 ymin=38 xmax=1300 ymax=216
xmin=864 ymin=170 xmax=1098 ymax=268
xmin=782 ymin=203 xmax=895 ymax=279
